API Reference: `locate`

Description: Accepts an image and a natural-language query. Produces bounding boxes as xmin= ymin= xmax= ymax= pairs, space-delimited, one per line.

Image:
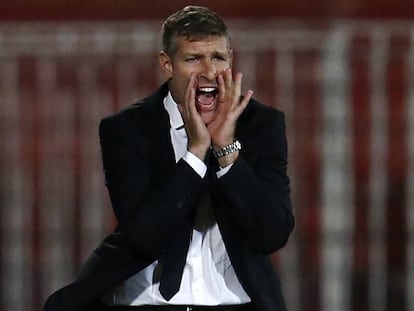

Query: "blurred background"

xmin=0 ymin=1 xmax=413 ymax=310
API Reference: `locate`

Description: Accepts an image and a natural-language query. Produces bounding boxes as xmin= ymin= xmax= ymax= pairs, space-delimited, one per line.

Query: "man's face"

xmin=159 ymin=35 xmax=232 ymax=125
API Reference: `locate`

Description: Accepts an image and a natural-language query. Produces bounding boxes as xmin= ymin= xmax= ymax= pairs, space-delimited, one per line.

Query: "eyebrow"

xmin=182 ymin=51 xmax=229 ymax=58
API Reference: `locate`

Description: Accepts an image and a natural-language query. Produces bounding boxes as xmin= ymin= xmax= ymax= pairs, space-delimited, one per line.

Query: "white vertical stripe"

xmin=276 ymin=47 xmax=295 ymax=115
xmin=368 ymin=28 xmax=388 ymax=311
xmin=233 ymin=50 xmax=257 ymax=95
xmin=37 ymin=58 xmax=76 ymax=299
xmin=320 ymin=27 xmax=353 ymax=311
xmin=0 ymin=61 xmax=31 ymax=310
xmin=406 ymin=29 xmax=414 ymax=311
xmin=78 ymin=62 xmax=112 ymax=262
xmin=276 ymin=47 xmax=300 ymax=311
xmin=117 ymin=58 xmax=140 ymax=108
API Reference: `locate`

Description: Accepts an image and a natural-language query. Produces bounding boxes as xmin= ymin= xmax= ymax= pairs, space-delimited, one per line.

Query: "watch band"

xmin=212 ymin=140 xmax=242 ymax=159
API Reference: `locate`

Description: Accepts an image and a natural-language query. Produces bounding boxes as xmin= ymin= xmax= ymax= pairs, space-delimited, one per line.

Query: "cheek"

xmin=169 ymin=68 xmax=194 ymax=100
xmin=169 ymin=79 xmax=189 ymax=104
xmin=215 ymin=61 xmax=231 ymax=72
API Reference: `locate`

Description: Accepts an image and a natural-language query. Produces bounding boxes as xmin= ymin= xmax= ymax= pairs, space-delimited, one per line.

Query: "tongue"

xmin=197 ymin=93 xmax=215 ymax=107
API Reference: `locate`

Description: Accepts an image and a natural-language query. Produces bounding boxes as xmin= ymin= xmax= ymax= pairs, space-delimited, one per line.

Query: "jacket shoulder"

xmin=239 ymin=98 xmax=285 ymax=131
xmin=246 ymin=98 xmax=285 ymax=118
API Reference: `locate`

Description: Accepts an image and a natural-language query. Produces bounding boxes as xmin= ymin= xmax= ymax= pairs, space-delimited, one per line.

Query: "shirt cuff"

xmin=183 ymin=151 xmax=207 ymax=178
xmin=216 ymin=163 xmax=233 ymax=178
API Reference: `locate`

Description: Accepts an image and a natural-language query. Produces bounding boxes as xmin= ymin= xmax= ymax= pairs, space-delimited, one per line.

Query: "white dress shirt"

xmin=102 ymin=92 xmax=250 ymax=306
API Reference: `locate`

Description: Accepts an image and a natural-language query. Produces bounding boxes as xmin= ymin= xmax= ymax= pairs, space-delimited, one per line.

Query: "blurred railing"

xmin=0 ymin=20 xmax=413 ymax=311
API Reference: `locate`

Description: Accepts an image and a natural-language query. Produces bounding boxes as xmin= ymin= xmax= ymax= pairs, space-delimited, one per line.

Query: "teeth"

xmin=198 ymin=87 xmax=216 ymax=93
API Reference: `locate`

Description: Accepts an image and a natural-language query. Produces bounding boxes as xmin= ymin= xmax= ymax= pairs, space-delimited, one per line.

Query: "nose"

xmin=200 ymin=60 xmax=217 ymax=81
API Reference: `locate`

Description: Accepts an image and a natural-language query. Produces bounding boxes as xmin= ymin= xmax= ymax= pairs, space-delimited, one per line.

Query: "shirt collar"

xmin=163 ymin=91 xmax=184 ymax=130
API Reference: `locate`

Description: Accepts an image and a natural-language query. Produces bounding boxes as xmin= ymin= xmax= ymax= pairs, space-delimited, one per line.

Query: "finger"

xmin=217 ymin=73 xmax=226 ymax=103
xmin=233 ymin=72 xmax=243 ymax=102
xmin=238 ymin=89 xmax=253 ymax=112
xmin=188 ymin=87 xmax=197 ymax=114
xmin=243 ymin=89 xmax=253 ymax=104
xmin=185 ymin=73 xmax=197 ymax=114
xmin=225 ymin=68 xmax=233 ymax=92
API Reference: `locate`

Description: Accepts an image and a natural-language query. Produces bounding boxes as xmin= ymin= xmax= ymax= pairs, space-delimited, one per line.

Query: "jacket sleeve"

xmin=99 ymin=114 xmax=204 ymax=260
xmin=214 ymin=110 xmax=294 ymax=254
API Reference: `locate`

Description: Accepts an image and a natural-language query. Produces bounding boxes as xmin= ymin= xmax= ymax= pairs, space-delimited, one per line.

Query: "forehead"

xmin=174 ymin=35 xmax=231 ymax=54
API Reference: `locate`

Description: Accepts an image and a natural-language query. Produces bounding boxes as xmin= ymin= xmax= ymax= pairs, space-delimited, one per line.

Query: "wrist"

xmin=217 ymin=151 xmax=239 ymax=168
xmin=212 ymin=140 xmax=241 ymax=159
xmin=188 ymin=144 xmax=209 ymax=161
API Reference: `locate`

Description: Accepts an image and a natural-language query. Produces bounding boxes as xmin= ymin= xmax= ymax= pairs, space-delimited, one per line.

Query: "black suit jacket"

xmin=44 ymin=83 xmax=294 ymax=311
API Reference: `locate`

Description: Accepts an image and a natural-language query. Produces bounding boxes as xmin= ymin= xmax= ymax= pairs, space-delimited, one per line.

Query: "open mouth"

xmin=196 ymin=87 xmax=218 ymax=111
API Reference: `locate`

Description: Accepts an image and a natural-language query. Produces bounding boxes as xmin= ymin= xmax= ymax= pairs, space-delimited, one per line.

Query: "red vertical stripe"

xmin=350 ymin=35 xmax=371 ymax=311
xmin=73 ymin=61 xmax=83 ymax=271
xmin=135 ymin=52 xmax=160 ymax=99
xmin=292 ymin=50 xmax=322 ymax=311
xmin=255 ymin=50 xmax=277 ymax=107
xmin=20 ymin=56 xmax=42 ymax=311
xmin=56 ymin=60 xmax=82 ymax=271
xmin=0 ymin=64 xmax=5 ymax=311
xmin=385 ymin=34 xmax=409 ymax=311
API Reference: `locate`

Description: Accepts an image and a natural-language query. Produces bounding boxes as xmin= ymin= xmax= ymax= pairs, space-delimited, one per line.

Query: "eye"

xmin=213 ymin=55 xmax=227 ymax=62
xmin=185 ymin=56 xmax=199 ymax=62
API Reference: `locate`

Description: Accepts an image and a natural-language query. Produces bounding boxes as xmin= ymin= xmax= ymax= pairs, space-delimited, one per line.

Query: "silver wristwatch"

xmin=212 ymin=140 xmax=242 ymax=159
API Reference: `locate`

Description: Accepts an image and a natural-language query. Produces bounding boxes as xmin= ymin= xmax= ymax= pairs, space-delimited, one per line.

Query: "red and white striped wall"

xmin=0 ymin=20 xmax=413 ymax=311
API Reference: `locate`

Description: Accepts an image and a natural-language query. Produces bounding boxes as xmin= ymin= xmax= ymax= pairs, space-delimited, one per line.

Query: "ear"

xmin=159 ymin=51 xmax=173 ymax=79
xmin=229 ymin=49 xmax=233 ymax=68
